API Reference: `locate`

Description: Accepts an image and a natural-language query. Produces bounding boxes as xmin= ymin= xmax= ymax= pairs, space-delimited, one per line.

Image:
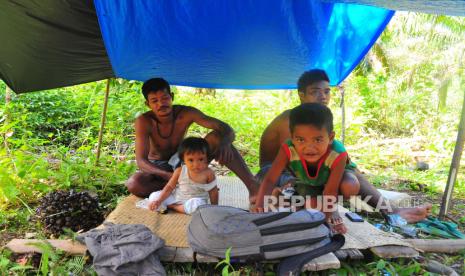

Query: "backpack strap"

xmin=252 ymin=212 xmax=292 ymax=226
xmin=260 ymin=236 xmax=327 ymax=252
xmin=260 ymin=219 xmax=326 ymax=236
xmin=277 ymin=234 xmax=345 ymax=276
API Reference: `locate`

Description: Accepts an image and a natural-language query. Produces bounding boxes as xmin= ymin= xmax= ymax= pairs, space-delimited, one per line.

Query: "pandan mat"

xmin=104 ymin=177 xmax=411 ymax=250
xmin=103 ymin=176 xmax=250 ymax=248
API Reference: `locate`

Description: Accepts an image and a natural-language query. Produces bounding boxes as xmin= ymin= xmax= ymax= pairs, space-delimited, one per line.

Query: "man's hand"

xmin=162 ymin=171 xmax=173 ymax=181
xmin=248 ymin=185 xmax=259 ymax=206
xmin=216 ymin=143 xmax=234 ymax=165
xmin=149 ymin=200 xmax=161 ymax=211
xmin=252 ymin=197 xmax=265 ymax=213
xmin=249 ymin=194 xmax=257 ymax=206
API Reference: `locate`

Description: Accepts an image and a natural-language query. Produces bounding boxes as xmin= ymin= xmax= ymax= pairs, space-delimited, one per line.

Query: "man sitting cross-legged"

xmin=257 ymin=69 xmax=431 ymax=223
xmin=126 ymin=78 xmax=259 ymax=203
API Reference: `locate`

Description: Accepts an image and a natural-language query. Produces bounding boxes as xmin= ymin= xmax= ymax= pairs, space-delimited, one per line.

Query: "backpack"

xmin=188 ymin=205 xmax=345 ymax=275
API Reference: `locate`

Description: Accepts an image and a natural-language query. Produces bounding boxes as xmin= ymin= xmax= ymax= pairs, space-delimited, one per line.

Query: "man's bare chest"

xmin=148 ymin=120 xmax=190 ymax=151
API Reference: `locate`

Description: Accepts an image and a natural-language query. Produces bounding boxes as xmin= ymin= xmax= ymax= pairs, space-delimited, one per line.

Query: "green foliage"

xmin=327 ymin=258 xmax=424 ymax=275
xmin=0 ymin=250 xmax=33 ymax=275
xmin=215 ymin=247 xmax=240 ymax=276
xmin=24 ymin=240 xmax=92 ymax=275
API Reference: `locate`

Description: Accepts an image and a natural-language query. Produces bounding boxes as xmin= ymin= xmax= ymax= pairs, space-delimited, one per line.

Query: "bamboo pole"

xmin=5 ymin=85 xmax=11 ymax=104
xmin=338 ymin=85 xmax=345 ymax=144
xmin=439 ymin=89 xmax=465 ymax=219
xmin=95 ymin=79 xmax=111 ymax=165
xmin=4 ymin=86 xmax=12 ymax=149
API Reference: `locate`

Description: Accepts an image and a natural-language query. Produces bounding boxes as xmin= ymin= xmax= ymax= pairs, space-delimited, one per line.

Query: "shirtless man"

xmin=257 ymin=69 xmax=431 ymax=223
xmin=126 ymin=78 xmax=258 ymax=201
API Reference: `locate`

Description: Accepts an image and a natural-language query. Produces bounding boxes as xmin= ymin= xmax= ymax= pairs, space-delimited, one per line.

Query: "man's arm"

xmin=206 ymin=170 xmax=218 ymax=204
xmin=189 ymin=107 xmax=235 ymax=144
xmin=134 ymin=115 xmax=172 ymax=180
xmin=208 ymin=187 xmax=219 ymax=205
xmin=188 ymin=107 xmax=235 ymax=163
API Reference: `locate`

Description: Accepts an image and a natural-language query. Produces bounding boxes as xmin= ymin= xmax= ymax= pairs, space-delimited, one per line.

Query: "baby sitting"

xmin=148 ymin=137 xmax=218 ymax=214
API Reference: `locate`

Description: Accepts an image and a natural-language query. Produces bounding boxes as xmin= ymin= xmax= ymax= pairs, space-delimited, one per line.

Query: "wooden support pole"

xmin=95 ymin=79 xmax=111 ymax=165
xmin=4 ymin=86 xmax=12 ymax=149
xmin=5 ymin=85 xmax=11 ymax=104
xmin=439 ymin=89 xmax=465 ymax=219
xmin=338 ymin=85 xmax=345 ymax=144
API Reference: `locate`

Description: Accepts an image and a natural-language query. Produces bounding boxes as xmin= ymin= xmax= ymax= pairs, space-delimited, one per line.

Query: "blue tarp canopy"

xmin=1 ymin=0 xmax=463 ymax=93
xmin=94 ymin=1 xmax=393 ymax=89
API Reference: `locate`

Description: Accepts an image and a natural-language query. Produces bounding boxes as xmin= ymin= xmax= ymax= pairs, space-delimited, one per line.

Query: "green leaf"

xmin=222 ymin=265 xmax=230 ymax=276
xmin=18 ymin=170 xmax=26 ymax=178
xmin=376 ymin=259 xmax=386 ymax=270
xmin=0 ymin=257 xmax=9 ymax=268
xmin=225 ymin=247 xmax=231 ymax=264
xmin=215 ymin=260 xmax=227 ymax=269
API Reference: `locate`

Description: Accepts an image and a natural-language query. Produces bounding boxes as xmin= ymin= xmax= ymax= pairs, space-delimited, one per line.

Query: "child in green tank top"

xmin=255 ymin=103 xmax=360 ymax=234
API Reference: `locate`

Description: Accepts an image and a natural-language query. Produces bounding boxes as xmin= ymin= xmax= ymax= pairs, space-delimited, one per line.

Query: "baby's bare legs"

xmin=168 ymin=203 xmax=185 ymax=214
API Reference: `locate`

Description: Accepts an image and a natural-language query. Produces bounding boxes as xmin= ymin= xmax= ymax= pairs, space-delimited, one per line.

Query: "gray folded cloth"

xmin=78 ymin=223 xmax=166 ymax=276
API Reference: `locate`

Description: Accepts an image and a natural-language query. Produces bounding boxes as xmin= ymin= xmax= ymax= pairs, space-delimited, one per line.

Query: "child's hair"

xmin=141 ymin=78 xmax=174 ymax=100
xmin=289 ymin=103 xmax=334 ymax=134
xmin=178 ymin=137 xmax=210 ymax=161
xmin=297 ymin=69 xmax=330 ymax=94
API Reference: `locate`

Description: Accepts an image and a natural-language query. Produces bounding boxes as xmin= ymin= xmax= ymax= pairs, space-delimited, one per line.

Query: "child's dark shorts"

xmin=256 ymin=162 xmax=296 ymax=188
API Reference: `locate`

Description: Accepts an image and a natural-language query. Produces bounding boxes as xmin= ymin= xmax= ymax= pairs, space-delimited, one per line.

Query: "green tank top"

xmin=282 ymin=139 xmax=356 ymax=196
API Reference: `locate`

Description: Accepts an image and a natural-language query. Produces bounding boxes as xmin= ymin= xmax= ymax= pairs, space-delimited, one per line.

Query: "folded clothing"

xmin=78 ymin=223 xmax=166 ymax=275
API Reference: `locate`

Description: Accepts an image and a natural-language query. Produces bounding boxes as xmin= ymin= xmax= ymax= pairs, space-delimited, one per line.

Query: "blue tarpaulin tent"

xmin=94 ymin=1 xmax=393 ymax=89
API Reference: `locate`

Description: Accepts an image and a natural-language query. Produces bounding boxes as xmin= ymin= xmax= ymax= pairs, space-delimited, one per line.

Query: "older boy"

xmin=126 ymin=78 xmax=258 ymax=202
xmin=258 ymin=69 xmax=431 ymax=222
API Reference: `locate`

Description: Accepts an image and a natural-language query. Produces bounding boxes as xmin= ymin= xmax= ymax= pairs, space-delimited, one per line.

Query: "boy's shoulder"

xmin=283 ymin=138 xmax=293 ymax=146
xmin=330 ymin=140 xmax=346 ymax=153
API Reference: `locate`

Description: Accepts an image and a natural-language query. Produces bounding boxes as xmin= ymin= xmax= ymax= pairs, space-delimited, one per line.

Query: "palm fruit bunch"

xmin=36 ymin=190 xmax=104 ymax=235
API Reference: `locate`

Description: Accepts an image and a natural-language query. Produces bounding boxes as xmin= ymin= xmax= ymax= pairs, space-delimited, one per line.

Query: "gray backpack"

xmin=188 ymin=205 xmax=344 ymax=275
